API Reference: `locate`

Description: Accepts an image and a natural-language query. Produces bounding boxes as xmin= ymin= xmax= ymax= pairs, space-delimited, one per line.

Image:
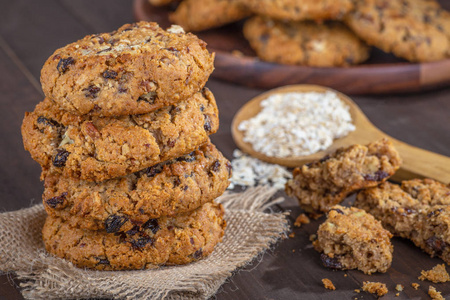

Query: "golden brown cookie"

xmin=355 ymin=179 xmax=450 ymax=265
xmin=243 ymin=17 xmax=369 ymax=67
xmin=22 ymin=88 xmax=219 ymax=182
xmin=148 ymin=0 xmax=177 ymax=6
xmin=42 ymin=202 xmax=226 ymax=270
xmin=314 ymin=205 xmax=393 ymax=274
xmin=43 ymin=142 xmax=231 ymax=232
xmin=285 ymin=139 xmax=401 ymax=213
xmin=170 ymin=0 xmax=250 ymax=32
xmin=345 ymin=0 xmax=450 ymax=62
xmin=236 ymin=0 xmax=354 ymax=22
xmin=40 ymin=21 xmax=215 ymax=116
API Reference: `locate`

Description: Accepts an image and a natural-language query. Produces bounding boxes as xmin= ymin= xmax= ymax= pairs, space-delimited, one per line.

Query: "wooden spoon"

xmin=231 ymin=84 xmax=450 ymax=183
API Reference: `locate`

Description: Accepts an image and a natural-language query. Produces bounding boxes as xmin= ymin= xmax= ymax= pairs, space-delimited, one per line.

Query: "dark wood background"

xmin=0 ymin=1 xmax=449 ymax=299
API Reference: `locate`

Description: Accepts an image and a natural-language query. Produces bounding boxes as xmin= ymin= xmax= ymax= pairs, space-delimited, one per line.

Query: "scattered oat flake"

xmin=294 ymin=213 xmax=310 ymax=227
xmin=289 ymin=232 xmax=295 ymax=238
xmin=395 ymin=284 xmax=404 ymax=292
xmin=362 ymin=281 xmax=388 ymax=297
xmin=238 ymin=91 xmax=355 ymax=158
xmin=227 ymin=149 xmax=292 ymax=189
xmin=419 ymin=264 xmax=450 ymax=283
xmin=322 ymin=278 xmax=336 ymax=290
xmin=412 ymin=283 xmax=420 ymax=290
xmin=428 ymin=286 xmax=444 ymax=300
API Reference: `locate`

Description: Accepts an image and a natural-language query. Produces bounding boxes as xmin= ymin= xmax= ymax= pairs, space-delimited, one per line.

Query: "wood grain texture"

xmin=232 ymin=85 xmax=450 ymax=183
xmin=134 ymin=0 xmax=450 ymax=94
xmin=0 ymin=0 xmax=449 ymax=299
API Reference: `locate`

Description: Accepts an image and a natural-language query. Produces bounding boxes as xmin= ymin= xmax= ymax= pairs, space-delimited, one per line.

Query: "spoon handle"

xmin=390 ymin=138 xmax=450 ymax=184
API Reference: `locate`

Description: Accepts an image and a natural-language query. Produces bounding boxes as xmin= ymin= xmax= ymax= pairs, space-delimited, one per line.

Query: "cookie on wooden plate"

xmin=170 ymin=0 xmax=251 ymax=32
xmin=236 ymin=0 xmax=354 ymax=22
xmin=43 ymin=142 xmax=231 ymax=233
xmin=243 ymin=16 xmax=370 ymax=67
xmin=345 ymin=0 xmax=450 ymax=62
xmin=42 ymin=202 xmax=226 ymax=270
xmin=41 ymin=21 xmax=215 ymax=116
xmin=22 ymin=88 xmax=218 ymax=182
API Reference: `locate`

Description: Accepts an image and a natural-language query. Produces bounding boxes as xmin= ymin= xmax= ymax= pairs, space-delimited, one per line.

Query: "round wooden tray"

xmin=134 ymin=0 xmax=450 ymax=95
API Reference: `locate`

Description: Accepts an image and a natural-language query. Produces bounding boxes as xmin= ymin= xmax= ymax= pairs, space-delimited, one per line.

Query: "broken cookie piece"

xmin=313 ymin=205 xmax=393 ymax=274
xmin=286 ymin=139 xmax=401 ymax=213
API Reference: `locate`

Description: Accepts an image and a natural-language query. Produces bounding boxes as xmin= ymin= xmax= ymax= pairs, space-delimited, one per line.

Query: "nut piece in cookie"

xmin=243 ymin=17 xmax=369 ymax=67
xmin=170 ymin=0 xmax=250 ymax=32
xmin=285 ymin=139 xmax=401 ymax=213
xmin=355 ymin=179 xmax=450 ymax=264
xmin=40 ymin=21 xmax=215 ymax=116
xmin=313 ymin=205 xmax=393 ymax=274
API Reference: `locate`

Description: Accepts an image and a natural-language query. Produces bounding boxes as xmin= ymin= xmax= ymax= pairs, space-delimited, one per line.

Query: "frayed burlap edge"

xmin=0 ymin=186 xmax=288 ymax=300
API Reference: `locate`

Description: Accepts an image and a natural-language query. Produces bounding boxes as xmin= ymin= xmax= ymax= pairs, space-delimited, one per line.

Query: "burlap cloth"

xmin=0 ymin=186 xmax=288 ymax=300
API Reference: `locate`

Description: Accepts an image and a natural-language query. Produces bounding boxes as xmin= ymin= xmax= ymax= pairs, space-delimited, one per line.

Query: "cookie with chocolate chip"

xmin=43 ymin=142 xmax=231 ymax=232
xmin=40 ymin=21 xmax=215 ymax=116
xmin=345 ymin=0 xmax=450 ymax=62
xmin=243 ymin=16 xmax=370 ymax=67
xmin=21 ymin=88 xmax=219 ymax=182
xmin=42 ymin=202 xmax=226 ymax=270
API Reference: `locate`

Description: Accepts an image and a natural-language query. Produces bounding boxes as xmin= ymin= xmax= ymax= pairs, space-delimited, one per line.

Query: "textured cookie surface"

xmin=22 ymin=88 xmax=218 ymax=182
xmin=355 ymin=179 xmax=450 ymax=264
xmin=285 ymin=139 xmax=401 ymax=213
xmin=42 ymin=202 xmax=226 ymax=270
xmin=314 ymin=205 xmax=393 ymax=274
xmin=243 ymin=17 xmax=369 ymax=67
xmin=236 ymin=0 xmax=353 ymax=21
xmin=43 ymin=142 xmax=231 ymax=232
xmin=345 ymin=0 xmax=450 ymax=62
xmin=40 ymin=21 xmax=214 ymax=116
xmin=170 ymin=0 xmax=250 ymax=32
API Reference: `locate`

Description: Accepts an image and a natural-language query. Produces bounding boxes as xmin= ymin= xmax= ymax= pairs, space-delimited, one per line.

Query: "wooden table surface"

xmin=0 ymin=1 xmax=449 ymax=299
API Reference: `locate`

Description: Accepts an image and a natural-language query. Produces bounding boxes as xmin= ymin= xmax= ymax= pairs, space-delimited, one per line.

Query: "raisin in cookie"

xmin=40 ymin=21 xmax=215 ymax=116
xmin=355 ymin=179 xmax=450 ymax=264
xmin=243 ymin=17 xmax=369 ymax=67
xmin=22 ymin=88 xmax=218 ymax=182
xmin=236 ymin=0 xmax=353 ymax=22
xmin=345 ymin=0 xmax=450 ymax=62
xmin=314 ymin=205 xmax=393 ymax=274
xmin=285 ymin=139 xmax=401 ymax=213
xmin=43 ymin=142 xmax=231 ymax=232
xmin=170 ymin=0 xmax=250 ymax=32
xmin=42 ymin=202 xmax=226 ymax=270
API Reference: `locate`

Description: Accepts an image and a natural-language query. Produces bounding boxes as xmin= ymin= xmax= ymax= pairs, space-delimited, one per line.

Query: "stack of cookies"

xmin=21 ymin=21 xmax=231 ymax=270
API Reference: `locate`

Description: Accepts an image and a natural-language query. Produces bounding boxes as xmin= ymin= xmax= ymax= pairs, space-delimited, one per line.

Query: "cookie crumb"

xmin=294 ymin=213 xmax=310 ymax=227
xmin=292 ymin=249 xmax=295 ymax=253
xmin=362 ymin=281 xmax=388 ymax=297
xmin=344 ymin=274 xmax=348 ymax=277
xmin=322 ymin=278 xmax=335 ymax=290
xmin=428 ymin=286 xmax=444 ymax=300
xmin=354 ymin=289 xmax=360 ymax=293
xmin=419 ymin=264 xmax=450 ymax=283
xmin=309 ymin=234 xmax=317 ymax=242
xmin=411 ymin=283 xmax=420 ymax=290
xmin=395 ymin=284 xmax=404 ymax=292
xmin=289 ymin=232 xmax=295 ymax=238
xmin=396 ymin=292 xmax=400 ymax=297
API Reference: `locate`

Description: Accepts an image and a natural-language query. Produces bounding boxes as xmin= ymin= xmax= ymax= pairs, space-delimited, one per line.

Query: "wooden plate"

xmin=231 ymin=84 xmax=450 ymax=183
xmin=133 ymin=0 xmax=450 ymax=95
